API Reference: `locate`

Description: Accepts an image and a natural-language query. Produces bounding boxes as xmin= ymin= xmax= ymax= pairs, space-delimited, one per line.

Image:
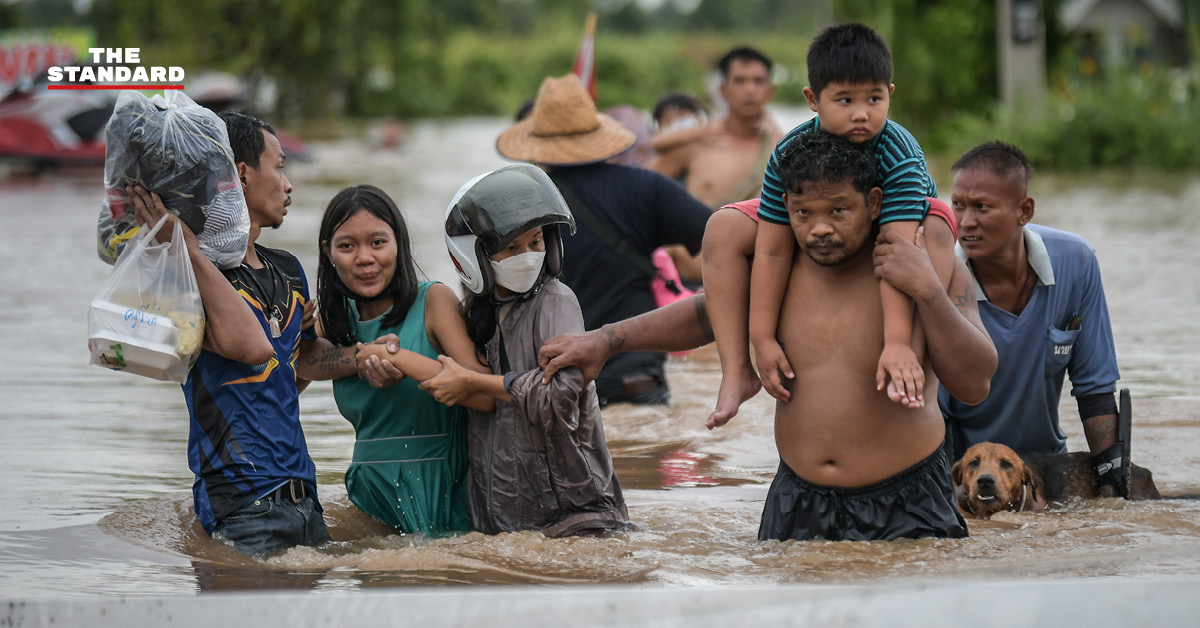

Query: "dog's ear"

xmin=1022 ymin=465 xmax=1039 ymax=504
xmin=951 ymin=459 xmax=963 ymax=485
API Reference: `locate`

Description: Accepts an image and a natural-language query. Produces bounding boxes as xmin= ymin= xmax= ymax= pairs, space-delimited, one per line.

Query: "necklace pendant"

xmin=269 ymin=315 xmax=282 ymax=339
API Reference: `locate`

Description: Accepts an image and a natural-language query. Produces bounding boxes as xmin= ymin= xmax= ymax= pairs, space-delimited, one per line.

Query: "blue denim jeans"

xmin=212 ymin=485 xmax=331 ymax=557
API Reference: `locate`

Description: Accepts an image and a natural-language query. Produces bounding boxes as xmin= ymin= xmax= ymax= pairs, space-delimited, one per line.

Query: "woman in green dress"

xmin=315 ymin=185 xmax=492 ymax=536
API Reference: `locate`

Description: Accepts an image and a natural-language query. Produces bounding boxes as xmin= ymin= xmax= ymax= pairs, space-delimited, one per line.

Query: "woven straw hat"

xmin=497 ymin=75 xmax=635 ymax=166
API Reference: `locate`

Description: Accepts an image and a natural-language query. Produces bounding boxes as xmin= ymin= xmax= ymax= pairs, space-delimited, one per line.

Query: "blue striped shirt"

xmin=757 ymin=118 xmax=936 ymax=225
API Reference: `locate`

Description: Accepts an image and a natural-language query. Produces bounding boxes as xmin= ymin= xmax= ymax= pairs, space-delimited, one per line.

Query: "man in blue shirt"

xmin=127 ymin=113 xmax=364 ymax=556
xmin=939 ymin=141 xmax=1123 ymax=493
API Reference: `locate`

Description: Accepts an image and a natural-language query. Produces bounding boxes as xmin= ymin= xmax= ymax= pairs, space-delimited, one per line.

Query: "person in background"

xmin=496 ymin=74 xmax=710 ymax=407
xmin=649 ymin=91 xmax=709 ymax=156
xmin=603 ymin=104 xmax=654 ymax=168
xmin=649 ymin=46 xmax=781 ymax=209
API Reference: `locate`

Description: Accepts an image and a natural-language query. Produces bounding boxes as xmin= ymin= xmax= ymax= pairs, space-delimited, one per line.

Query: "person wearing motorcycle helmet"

xmin=496 ymin=74 xmax=711 ymax=407
xmin=421 ymin=165 xmax=631 ymax=537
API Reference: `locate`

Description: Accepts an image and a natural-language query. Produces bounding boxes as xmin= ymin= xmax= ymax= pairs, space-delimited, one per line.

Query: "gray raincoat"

xmin=466 ymin=278 xmax=630 ymax=537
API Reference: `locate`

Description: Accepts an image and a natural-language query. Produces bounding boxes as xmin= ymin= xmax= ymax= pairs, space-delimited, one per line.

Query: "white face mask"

xmin=491 ymin=251 xmax=546 ymax=294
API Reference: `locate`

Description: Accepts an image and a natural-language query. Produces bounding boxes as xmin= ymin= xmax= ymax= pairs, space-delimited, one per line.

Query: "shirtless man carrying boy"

xmin=539 ymin=131 xmax=995 ymax=541
xmin=753 ymin=132 xmax=995 ymax=541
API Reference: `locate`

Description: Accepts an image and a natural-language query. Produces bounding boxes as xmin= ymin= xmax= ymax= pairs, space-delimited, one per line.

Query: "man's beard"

xmin=804 ymin=239 xmax=852 ymax=267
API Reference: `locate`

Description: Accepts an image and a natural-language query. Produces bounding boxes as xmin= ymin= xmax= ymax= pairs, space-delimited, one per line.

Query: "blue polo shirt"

xmin=939 ymin=224 xmax=1120 ymax=455
xmin=758 ymin=118 xmax=936 ymax=226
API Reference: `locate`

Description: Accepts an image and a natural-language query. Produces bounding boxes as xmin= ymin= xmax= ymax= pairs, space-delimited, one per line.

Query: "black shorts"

xmin=758 ymin=447 xmax=968 ymax=542
xmin=595 ymin=370 xmax=669 ymax=407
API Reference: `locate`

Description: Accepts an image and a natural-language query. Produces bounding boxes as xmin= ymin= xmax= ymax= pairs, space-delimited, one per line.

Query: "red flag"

xmin=572 ymin=12 xmax=597 ymax=101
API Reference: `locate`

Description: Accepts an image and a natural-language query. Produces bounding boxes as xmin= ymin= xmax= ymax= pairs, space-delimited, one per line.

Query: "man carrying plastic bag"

xmin=96 ymin=90 xmax=250 ymax=269
xmin=88 ymin=111 xmax=376 ymax=557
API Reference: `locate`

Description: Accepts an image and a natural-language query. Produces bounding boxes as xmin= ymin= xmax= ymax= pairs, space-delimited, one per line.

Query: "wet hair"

xmin=775 ymin=131 xmax=877 ymax=200
xmin=718 ymin=46 xmax=773 ymax=80
xmin=218 ymin=111 xmax=276 ymax=169
xmin=461 ymin=291 xmax=494 ymax=359
xmin=316 ymin=185 xmax=420 ymax=347
xmin=651 ymin=92 xmax=708 ymax=126
xmin=806 ymin=22 xmax=893 ymax=97
xmin=952 ymin=141 xmax=1033 ymax=188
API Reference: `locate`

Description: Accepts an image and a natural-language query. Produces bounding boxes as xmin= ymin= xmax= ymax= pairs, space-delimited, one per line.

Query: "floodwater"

xmin=2 ymin=111 xmax=1200 ymax=598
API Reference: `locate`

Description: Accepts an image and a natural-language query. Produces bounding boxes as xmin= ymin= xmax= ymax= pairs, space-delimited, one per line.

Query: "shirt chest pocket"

xmin=1045 ymin=326 xmax=1081 ymax=374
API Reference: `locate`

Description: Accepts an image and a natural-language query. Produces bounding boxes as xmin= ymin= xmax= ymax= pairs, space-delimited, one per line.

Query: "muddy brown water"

xmin=1 ymin=112 xmax=1199 ymax=597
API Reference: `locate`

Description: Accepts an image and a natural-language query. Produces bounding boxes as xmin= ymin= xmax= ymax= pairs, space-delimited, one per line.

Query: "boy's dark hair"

xmin=218 ymin=111 xmax=276 ymax=169
xmin=776 ymin=131 xmax=877 ymax=199
xmin=718 ymin=46 xmax=773 ymax=79
xmin=807 ymin=22 xmax=893 ymax=97
xmin=951 ymin=141 xmax=1033 ymax=187
xmin=651 ymin=92 xmax=708 ymax=126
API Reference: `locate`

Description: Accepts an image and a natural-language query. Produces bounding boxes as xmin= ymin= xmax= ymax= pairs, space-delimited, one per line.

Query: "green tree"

xmin=833 ymin=0 xmax=997 ymax=141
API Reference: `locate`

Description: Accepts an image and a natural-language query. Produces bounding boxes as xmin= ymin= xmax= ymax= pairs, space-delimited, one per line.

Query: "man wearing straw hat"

xmin=497 ymin=74 xmax=711 ymax=406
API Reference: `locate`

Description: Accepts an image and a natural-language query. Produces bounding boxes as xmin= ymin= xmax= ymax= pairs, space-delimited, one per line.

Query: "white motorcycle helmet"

xmin=444 ymin=164 xmax=577 ymax=296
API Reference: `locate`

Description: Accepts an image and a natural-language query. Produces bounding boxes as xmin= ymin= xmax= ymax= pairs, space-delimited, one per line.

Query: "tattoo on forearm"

xmin=695 ymin=295 xmax=714 ymax=343
xmin=305 ymin=346 xmax=355 ymax=371
xmin=602 ymin=325 xmax=627 ymax=355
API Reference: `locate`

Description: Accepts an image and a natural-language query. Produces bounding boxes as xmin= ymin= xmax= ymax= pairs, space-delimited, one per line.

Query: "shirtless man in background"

xmin=651 ymin=46 xmax=781 ymax=281
xmin=651 ymin=46 xmax=781 ymax=208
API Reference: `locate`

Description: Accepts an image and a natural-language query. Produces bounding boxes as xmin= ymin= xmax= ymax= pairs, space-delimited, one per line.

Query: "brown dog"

xmin=951 ymin=442 xmax=1161 ymax=519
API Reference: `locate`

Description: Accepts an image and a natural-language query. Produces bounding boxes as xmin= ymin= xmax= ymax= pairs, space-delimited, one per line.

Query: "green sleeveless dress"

xmin=332 ymin=282 xmax=470 ymax=536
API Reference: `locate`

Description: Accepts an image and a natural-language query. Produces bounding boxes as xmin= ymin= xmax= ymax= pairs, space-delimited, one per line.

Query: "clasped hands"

xmin=353 ymin=336 xmax=475 ymax=406
xmin=355 ymin=336 xmax=405 ymax=388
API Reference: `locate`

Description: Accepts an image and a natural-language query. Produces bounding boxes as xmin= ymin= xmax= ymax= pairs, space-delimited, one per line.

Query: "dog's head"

xmin=952 ymin=442 xmax=1038 ymax=520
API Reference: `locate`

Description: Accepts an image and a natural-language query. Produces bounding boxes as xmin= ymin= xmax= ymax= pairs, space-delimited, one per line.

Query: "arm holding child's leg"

xmin=883 ymin=205 xmax=958 ymax=403
xmin=750 ymin=220 xmax=796 ymax=402
xmin=876 ymin=219 xmax=924 ymax=408
xmin=922 ymin=208 xmax=958 ymax=292
xmin=873 ymin=226 xmax=996 ymax=404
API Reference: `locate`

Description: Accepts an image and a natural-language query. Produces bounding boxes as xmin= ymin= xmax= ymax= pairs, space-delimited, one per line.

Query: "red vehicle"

xmin=0 ymin=70 xmax=309 ymax=170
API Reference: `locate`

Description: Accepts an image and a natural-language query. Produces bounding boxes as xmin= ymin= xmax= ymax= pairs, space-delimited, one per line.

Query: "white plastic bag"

xmin=96 ymin=90 xmax=249 ymax=269
xmin=88 ymin=215 xmax=206 ymax=383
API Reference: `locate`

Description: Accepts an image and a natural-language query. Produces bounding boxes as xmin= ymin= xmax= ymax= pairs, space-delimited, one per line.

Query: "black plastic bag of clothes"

xmin=97 ymin=90 xmax=249 ymax=269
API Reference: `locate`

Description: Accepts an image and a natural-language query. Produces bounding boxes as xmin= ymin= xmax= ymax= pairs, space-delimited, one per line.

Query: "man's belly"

xmin=687 ymin=148 xmax=761 ymax=206
xmin=773 ymin=367 xmax=945 ymax=487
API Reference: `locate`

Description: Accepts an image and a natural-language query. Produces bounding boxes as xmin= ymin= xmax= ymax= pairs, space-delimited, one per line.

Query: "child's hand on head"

xmin=876 ymin=344 xmax=924 ymax=408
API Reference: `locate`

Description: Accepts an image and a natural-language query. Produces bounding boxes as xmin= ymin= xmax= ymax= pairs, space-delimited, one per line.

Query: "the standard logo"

xmin=46 ymin=48 xmax=183 ymax=89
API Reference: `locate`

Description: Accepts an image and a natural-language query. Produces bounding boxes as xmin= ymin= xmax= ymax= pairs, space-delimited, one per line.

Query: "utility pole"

xmin=997 ymin=0 xmax=1047 ymax=108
